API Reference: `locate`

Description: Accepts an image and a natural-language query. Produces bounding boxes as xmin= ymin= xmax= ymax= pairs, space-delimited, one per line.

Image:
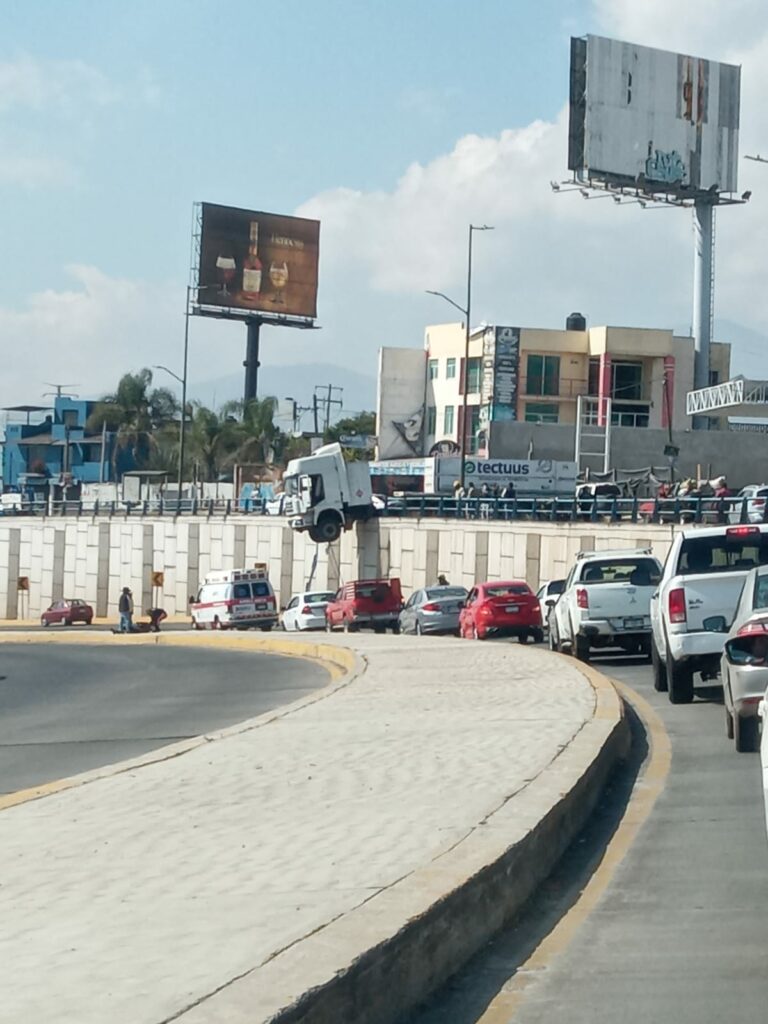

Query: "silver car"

xmin=720 ymin=565 xmax=768 ymax=751
xmin=728 ymin=485 xmax=768 ymax=525
xmin=399 ymin=585 xmax=468 ymax=636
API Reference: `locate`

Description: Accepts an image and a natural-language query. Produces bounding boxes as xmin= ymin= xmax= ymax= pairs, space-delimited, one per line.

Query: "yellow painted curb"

xmin=0 ymin=632 xmax=361 ymax=813
xmin=477 ymin=669 xmax=671 ymax=1022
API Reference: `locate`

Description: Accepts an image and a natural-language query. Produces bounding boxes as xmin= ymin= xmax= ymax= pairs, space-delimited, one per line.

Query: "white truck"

xmin=284 ymin=443 xmax=373 ymax=544
xmin=550 ymin=548 xmax=662 ymax=662
xmin=650 ymin=524 xmax=768 ymax=704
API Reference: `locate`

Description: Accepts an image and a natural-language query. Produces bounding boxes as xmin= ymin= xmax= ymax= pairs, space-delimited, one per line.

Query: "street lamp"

xmin=426 ymin=223 xmax=494 ymax=488
xmin=153 ymin=364 xmax=184 ymax=386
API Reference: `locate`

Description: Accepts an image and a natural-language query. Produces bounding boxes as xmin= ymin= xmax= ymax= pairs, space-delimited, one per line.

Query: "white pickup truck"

xmin=650 ymin=524 xmax=768 ymax=704
xmin=550 ymin=548 xmax=662 ymax=662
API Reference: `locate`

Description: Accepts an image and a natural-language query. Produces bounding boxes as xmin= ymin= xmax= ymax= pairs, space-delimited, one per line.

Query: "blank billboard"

xmin=569 ymin=35 xmax=740 ymax=196
xmin=198 ymin=203 xmax=320 ymax=319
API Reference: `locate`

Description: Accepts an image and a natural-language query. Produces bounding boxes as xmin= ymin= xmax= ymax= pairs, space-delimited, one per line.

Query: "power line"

xmin=314 ymin=384 xmax=343 ymax=433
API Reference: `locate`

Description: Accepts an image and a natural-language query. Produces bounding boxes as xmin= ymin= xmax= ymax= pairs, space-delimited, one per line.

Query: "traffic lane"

xmin=0 ymin=622 xmax=194 ymax=633
xmin=0 ymin=644 xmax=328 ymax=794
xmin=404 ymin=651 xmax=768 ymax=1024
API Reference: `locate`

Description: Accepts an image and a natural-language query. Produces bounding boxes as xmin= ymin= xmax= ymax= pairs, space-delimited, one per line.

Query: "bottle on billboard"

xmin=241 ymin=221 xmax=263 ymax=299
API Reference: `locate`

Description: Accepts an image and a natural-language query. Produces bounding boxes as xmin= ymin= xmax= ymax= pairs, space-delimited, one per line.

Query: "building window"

xmin=610 ymin=405 xmax=649 ymax=428
xmin=428 ymin=359 xmax=439 ymax=380
xmin=611 ymin=361 xmax=643 ymax=401
xmin=426 ymin=405 xmax=436 ymax=435
xmin=709 ymin=369 xmax=720 ymax=386
xmin=525 ymin=402 xmax=559 ymax=424
xmin=588 ymin=358 xmax=600 ymax=396
xmin=443 ymin=405 xmax=455 ymax=435
xmin=446 ymin=357 xmax=457 ymax=379
xmin=468 ymin=407 xmax=482 ymax=454
xmin=466 ymin=357 xmax=482 ymax=394
xmin=62 ymin=410 xmax=78 ymax=427
xmin=526 ymin=354 xmax=560 ymax=396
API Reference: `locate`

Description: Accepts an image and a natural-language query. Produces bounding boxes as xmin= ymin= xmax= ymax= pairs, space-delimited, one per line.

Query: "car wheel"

xmin=519 ymin=632 xmax=529 ymax=644
xmin=472 ymin=623 xmax=485 ymax=641
xmin=415 ymin=621 xmax=423 ymax=636
xmin=725 ymin=705 xmax=734 ymax=740
xmin=575 ymin=636 xmax=590 ymax=662
xmin=391 ymin=621 xmax=400 ymax=635
xmin=293 ymin=620 xmax=301 ymax=632
xmin=666 ymin=651 xmax=694 ymax=704
xmin=639 ymin=636 xmax=653 ymax=662
xmin=260 ymin=624 xmax=273 ymax=632
xmin=651 ymin=643 xmax=668 ymax=692
xmin=734 ymin=714 xmax=759 ymax=753
xmin=42 ymin=618 xmax=50 ymax=628
xmin=532 ymin=629 xmax=544 ymax=644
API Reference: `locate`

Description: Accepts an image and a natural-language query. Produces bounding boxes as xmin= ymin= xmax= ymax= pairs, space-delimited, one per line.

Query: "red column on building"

xmin=662 ymin=356 xmax=676 ymax=429
xmin=598 ymin=353 xmax=612 ymax=427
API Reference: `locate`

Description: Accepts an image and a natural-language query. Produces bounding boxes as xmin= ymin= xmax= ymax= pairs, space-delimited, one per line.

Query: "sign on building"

xmin=481 ymin=326 xmax=520 ymax=424
xmin=435 ymin=457 xmax=578 ymax=494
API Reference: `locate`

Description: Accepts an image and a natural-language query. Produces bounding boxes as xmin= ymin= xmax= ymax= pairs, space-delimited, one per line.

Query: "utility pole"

xmin=314 ymin=384 xmax=343 ymax=433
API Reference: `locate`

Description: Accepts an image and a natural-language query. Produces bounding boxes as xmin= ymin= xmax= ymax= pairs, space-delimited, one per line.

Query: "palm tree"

xmin=223 ymin=396 xmax=279 ymax=466
xmin=184 ymin=403 xmax=240 ymax=481
xmin=87 ymin=368 xmax=179 ymax=476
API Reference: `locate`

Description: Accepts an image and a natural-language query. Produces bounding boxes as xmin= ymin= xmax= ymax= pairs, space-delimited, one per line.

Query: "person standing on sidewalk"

xmin=118 ymin=587 xmax=134 ymax=633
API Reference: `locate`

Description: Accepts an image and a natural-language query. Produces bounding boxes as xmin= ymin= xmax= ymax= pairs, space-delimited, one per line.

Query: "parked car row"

xmin=279 ymin=576 xmax=546 ymax=642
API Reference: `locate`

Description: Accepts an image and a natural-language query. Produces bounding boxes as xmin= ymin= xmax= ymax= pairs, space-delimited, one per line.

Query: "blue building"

xmin=1 ymin=397 xmax=127 ymax=489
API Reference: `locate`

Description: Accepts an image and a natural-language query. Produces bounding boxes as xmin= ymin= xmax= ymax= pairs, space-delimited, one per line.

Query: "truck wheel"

xmin=651 ymin=643 xmax=668 ymax=692
xmin=312 ymin=514 xmax=342 ymax=544
xmin=734 ymin=714 xmax=759 ymax=753
xmin=260 ymin=624 xmax=273 ymax=632
xmin=575 ymin=636 xmax=590 ymax=662
xmin=666 ymin=652 xmax=694 ymax=704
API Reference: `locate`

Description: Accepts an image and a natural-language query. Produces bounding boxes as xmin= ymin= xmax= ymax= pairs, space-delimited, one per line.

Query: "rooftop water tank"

xmin=566 ymin=312 xmax=587 ymax=331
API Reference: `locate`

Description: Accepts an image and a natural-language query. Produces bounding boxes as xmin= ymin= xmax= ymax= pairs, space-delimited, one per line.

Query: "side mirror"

xmin=545 ymin=598 xmax=557 ymax=609
xmin=703 ymin=615 xmax=728 ymax=633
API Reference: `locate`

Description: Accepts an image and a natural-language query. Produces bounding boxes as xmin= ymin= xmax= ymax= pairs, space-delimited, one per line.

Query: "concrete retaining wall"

xmin=0 ymin=514 xmax=677 ymax=620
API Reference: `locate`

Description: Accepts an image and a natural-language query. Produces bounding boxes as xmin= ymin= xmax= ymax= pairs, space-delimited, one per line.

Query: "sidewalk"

xmin=0 ymin=633 xmax=626 ymax=1024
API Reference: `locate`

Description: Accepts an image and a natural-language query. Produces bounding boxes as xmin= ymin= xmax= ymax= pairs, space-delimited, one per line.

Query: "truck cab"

xmin=284 ymin=443 xmax=373 ymax=543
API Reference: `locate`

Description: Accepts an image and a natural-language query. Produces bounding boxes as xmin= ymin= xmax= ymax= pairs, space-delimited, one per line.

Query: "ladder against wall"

xmin=574 ymin=395 xmax=612 ymax=475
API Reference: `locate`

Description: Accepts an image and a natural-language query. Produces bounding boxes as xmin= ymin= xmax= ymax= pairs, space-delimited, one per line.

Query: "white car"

xmin=650 ymin=524 xmax=768 ymax=704
xmin=551 ymin=549 xmax=661 ymax=662
xmin=720 ymin=565 xmax=768 ymax=751
xmin=727 ymin=484 xmax=768 ymax=525
xmin=281 ymin=590 xmax=336 ymax=631
xmin=759 ymin=694 xmax=768 ymax=837
xmin=537 ymin=579 xmax=565 ymax=635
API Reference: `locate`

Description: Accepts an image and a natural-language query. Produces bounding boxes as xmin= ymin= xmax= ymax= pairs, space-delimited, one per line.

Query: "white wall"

xmin=376 ymin=347 xmax=427 ymax=459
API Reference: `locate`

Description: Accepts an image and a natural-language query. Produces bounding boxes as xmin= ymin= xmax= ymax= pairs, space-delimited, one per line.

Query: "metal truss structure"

xmin=686 ymin=377 xmax=768 ymax=417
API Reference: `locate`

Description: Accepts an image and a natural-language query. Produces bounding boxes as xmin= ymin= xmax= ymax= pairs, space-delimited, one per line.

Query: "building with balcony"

xmin=376 ymin=314 xmax=732 ymax=470
xmin=1 ymin=397 xmax=125 ymax=489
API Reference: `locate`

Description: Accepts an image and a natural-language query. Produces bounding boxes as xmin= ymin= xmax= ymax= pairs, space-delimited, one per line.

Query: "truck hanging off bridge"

xmin=284 ymin=443 xmax=374 ymax=544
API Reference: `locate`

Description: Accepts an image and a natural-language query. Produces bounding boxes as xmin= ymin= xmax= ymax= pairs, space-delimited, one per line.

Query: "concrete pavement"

xmin=0 ymin=632 xmax=626 ymax=1024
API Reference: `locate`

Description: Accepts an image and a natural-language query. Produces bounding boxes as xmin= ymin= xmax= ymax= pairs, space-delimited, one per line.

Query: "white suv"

xmin=650 ymin=524 xmax=768 ymax=704
xmin=551 ymin=548 xmax=662 ymax=662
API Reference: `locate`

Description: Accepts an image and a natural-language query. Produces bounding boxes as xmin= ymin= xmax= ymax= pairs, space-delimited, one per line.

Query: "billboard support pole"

xmin=692 ymin=200 xmax=714 ymax=431
xmin=244 ymin=319 xmax=261 ymax=403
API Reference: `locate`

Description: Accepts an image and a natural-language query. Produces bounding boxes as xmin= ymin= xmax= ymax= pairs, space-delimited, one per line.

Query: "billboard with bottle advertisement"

xmin=197 ymin=202 xmax=320 ymax=319
xmin=568 ymin=35 xmax=740 ymax=196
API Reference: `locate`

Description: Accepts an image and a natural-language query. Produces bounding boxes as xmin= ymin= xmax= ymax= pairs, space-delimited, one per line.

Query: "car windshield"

xmin=425 ymin=588 xmax=467 ymax=600
xmin=307 ymin=592 xmax=335 ymax=604
xmin=283 ymin=475 xmax=299 ymax=497
xmin=677 ymin=533 xmax=768 ymax=575
xmin=252 ymin=582 xmax=271 ymax=597
xmin=580 ymin=558 xmax=659 ymax=584
xmin=484 ymin=584 xmax=530 ymax=598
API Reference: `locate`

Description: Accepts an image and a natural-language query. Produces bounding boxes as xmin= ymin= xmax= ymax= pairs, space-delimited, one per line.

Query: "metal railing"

xmin=1 ymin=493 xmax=763 ymax=527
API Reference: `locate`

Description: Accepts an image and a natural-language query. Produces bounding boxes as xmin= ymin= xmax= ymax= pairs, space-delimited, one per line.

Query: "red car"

xmin=325 ymin=578 xmax=403 ymax=634
xmin=41 ymin=599 xmax=94 ymax=627
xmin=459 ymin=580 xmax=543 ymax=643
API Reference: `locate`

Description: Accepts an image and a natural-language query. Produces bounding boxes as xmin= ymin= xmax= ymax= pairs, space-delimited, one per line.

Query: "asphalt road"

xmin=0 ymin=643 xmax=328 ymax=794
xmin=405 ymin=648 xmax=768 ymax=1024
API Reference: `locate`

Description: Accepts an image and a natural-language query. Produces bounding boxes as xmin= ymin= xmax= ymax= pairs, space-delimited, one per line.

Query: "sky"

xmin=2 ymin=0 xmax=768 ymax=417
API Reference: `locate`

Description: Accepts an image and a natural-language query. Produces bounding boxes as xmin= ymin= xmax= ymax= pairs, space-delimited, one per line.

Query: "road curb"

xmin=0 ymin=633 xmax=361 ymax=813
xmin=176 ymin=655 xmax=630 ymax=1024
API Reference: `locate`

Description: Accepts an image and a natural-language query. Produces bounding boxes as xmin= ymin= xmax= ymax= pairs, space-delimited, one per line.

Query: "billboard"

xmin=480 ymin=326 xmax=520 ymax=424
xmin=197 ymin=202 xmax=320 ymax=318
xmin=568 ymin=35 xmax=740 ymax=196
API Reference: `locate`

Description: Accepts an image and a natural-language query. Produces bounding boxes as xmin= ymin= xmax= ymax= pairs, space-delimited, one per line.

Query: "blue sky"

xmin=2 ymin=0 xmax=768 ymax=412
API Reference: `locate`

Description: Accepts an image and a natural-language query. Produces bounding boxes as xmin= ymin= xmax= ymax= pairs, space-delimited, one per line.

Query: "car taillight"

xmin=301 ymin=605 xmax=312 ymax=615
xmin=267 ymin=596 xmax=276 ymax=608
xmin=576 ymin=588 xmax=589 ymax=609
xmin=737 ymin=621 xmax=768 ymax=637
xmin=669 ymin=587 xmax=686 ymax=623
xmin=754 ymin=499 xmax=766 ymax=507
xmin=422 ymin=602 xmax=441 ymax=612
xmin=726 ymin=526 xmax=760 ymax=537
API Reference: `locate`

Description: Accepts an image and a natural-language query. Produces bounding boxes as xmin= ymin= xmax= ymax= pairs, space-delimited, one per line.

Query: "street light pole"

xmin=460 ymin=224 xmax=493 ymax=488
xmin=177 ymin=286 xmax=192 ymax=507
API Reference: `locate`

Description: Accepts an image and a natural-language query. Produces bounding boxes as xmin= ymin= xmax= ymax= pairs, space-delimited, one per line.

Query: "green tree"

xmin=324 ymin=411 xmax=376 ymax=459
xmin=222 ymin=396 xmax=279 ymax=466
xmin=184 ymin=403 xmax=240 ymax=481
xmin=87 ymin=368 xmax=179 ymax=476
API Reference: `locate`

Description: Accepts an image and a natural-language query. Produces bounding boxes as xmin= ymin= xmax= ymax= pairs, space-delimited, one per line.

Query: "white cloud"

xmin=0 ymin=152 xmax=75 ymax=187
xmin=0 ymin=55 xmax=118 ymax=115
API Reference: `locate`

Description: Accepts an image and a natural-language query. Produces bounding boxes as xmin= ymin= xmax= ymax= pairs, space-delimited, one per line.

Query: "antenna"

xmin=42 ymin=383 xmax=79 ymax=399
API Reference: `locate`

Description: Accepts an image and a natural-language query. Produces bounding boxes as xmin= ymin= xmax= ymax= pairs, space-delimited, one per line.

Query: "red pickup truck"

xmin=325 ymin=578 xmax=403 ymax=634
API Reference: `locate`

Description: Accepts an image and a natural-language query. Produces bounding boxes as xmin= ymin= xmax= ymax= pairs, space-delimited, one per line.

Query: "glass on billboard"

xmin=198 ymin=203 xmax=320 ymax=319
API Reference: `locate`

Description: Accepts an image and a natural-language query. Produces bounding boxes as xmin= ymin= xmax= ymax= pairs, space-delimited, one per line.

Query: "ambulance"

xmin=190 ymin=565 xmax=277 ymax=631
